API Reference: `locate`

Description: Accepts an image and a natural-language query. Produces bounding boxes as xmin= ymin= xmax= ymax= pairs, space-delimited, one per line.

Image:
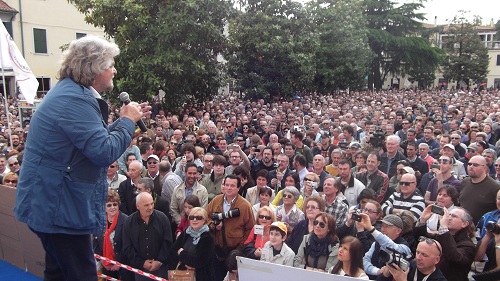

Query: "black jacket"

xmin=379 ymin=151 xmax=407 ymax=178
xmin=122 ymin=210 xmax=173 ymax=269
xmin=118 ymin=179 xmax=138 ymax=215
xmin=172 ymin=230 xmax=216 ymax=281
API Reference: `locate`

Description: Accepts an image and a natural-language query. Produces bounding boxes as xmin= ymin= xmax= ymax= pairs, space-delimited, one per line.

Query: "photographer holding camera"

xmin=414 ymin=205 xmax=475 ymax=281
xmin=360 ymin=213 xmax=412 ymax=281
xmin=206 ymin=174 xmax=255 ymax=281
xmin=386 ymin=237 xmax=446 ymax=281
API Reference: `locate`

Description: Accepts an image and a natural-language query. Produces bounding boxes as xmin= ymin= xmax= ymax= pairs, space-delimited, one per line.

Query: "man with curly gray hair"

xmin=15 ymin=36 xmax=149 ymax=281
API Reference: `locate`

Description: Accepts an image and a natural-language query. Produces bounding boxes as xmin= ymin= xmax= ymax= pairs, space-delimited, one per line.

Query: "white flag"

xmin=0 ymin=23 xmax=38 ymax=104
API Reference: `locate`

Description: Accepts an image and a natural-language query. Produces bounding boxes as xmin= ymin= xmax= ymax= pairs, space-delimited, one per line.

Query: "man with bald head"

xmin=459 ymin=155 xmax=500 ymax=224
xmin=382 ymin=173 xmax=425 ymax=219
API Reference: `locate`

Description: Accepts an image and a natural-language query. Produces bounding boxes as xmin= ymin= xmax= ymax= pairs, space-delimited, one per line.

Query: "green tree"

xmin=227 ymin=0 xmax=316 ymax=100
xmin=494 ymin=19 xmax=500 ymax=40
xmin=308 ymin=0 xmax=373 ymax=92
xmin=364 ymin=0 xmax=443 ymax=90
xmin=71 ymin=0 xmax=233 ymax=110
xmin=442 ymin=12 xmax=489 ymax=88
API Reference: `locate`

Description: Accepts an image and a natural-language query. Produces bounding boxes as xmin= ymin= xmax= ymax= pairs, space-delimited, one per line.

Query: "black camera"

xmin=486 ymin=221 xmax=500 ymax=234
xmin=212 ymin=208 xmax=240 ymax=226
xmin=379 ymin=247 xmax=410 ymax=271
xmin=352 ymin=209 xmax=362 ymax=222
xmin=369 ymin=128 xmax=386 ymax=147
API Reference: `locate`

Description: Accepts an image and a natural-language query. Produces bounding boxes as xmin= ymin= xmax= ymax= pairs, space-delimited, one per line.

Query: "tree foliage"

xmin=364 ymin=0 xmax=443 ymax=89
xmin=227 ymin=0 xmax=316 ymax=101
xmin=71 ymin=0 xmax=233 ymax=110
xmin=442 ymin=12 xmax=489 ymax=87
xmin=308 ymin=0 xmax=373 ymax=92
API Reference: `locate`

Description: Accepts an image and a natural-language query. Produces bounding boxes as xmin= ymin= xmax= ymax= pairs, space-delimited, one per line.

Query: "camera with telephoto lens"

xmin=351 ymin=209 xmax=362 ymax=222
xmin=379 ymin=247 xmax=410 ymax=271
xmin=212 ymin=208 xmax=240 ymax=226
xmin=369 ymin=128 xmax=386 ymax=147
xmin=486 ymin=221 xmax=500 ymax=234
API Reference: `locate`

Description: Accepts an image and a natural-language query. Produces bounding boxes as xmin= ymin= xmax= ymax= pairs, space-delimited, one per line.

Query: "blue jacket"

xmin=15 ymin=78 xmax=135 ymax=234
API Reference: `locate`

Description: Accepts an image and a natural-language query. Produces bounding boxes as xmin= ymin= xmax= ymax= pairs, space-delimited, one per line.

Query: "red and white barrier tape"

xmin=98 ymin=273 xmax=120 ymax=281
xmin=94 ymin=254 xmax=168 ymax=281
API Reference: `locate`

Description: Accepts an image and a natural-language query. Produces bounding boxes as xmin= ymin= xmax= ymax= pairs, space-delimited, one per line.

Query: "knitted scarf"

xmin=186 ymin=224 xmax=209 ymax=245
xmin=308 ymin=232 xmax=332 ymax=258
xmin=102 ymin=214 xmax=118 ymax=266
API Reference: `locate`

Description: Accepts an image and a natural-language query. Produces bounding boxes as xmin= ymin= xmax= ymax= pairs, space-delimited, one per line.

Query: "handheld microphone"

xmin=118 ymin=92 xmax=148 ymax=132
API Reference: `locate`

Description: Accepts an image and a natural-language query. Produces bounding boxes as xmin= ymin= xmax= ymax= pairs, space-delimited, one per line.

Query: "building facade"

xmin=0 ymin=0 xmax=104 ymax=99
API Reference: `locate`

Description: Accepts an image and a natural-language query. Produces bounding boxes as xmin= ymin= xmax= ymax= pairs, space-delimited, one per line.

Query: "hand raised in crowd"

xmin=357 ymin=212 xmax=373 ymax=231
xmin=419 ymin=205 xmax=434 ymax=224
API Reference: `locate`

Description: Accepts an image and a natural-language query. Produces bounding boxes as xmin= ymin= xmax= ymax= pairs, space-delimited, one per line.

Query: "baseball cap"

xmin=467 ymin=143 xmax=478 ymax=151
xmin=443 ymin=144 xmax=455 ymax=151
xmin=270 ymin=221 xmax=287 ymax=235
xmin=147 ymin=155 xmax=160 ymax=162
xmin=349 ymin=142 xmax=362 ymax=149
xmin=381 ymin=215 xmax=403 ymax=229
xmin=401 ymin=166 xmax=415 ymax=175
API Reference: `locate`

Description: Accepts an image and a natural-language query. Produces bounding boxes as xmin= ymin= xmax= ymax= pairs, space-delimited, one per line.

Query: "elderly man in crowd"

xmin=379 ymin=135 xmax=408 ymax=178
xmin=382 ymin=173 xmax=425 ymax=219
xmin=122 ymin=192 xmax=173 ymax=280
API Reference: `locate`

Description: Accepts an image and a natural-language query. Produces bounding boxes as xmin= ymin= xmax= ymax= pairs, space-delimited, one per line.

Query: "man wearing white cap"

xmin=442 ymin=143 xmax=466 ymax=179
xmin=143 ymin=154 xmax=162 ymax=195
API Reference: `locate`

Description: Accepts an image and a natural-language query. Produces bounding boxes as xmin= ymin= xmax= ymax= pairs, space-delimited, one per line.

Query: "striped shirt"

xmin=382 ymin=191 xmax=425 ymax=219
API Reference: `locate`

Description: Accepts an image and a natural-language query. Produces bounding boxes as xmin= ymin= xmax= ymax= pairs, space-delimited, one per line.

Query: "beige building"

xmin=0 ymin=0 xmax=104 ymax=98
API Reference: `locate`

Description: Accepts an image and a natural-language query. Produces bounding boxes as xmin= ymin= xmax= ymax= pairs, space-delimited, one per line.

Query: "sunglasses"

xmin=313 ymin=220 xmax=326 ymax=228
xmin=170 ymin=142 xmax=178 ymax=145
xmin=188 ymin=215 xmax=204 ymax=221
xmin=106 ymin=203 xmax=118 ymax=208
xmin=304 ymin=178 xmax=315 ymax=182
xmin=437 ymin=159 xmax=449 ymax=164
xmin=399 ymin=181 xmax=414 ymax=186
xmin=258 ymin=215 xmax=272 ymax=220
xmin=4 ymin=179 xmax=17 ymax=184
xmin=305 ymin=205 xmax=320 ymax=210
xmin=109 ymin=165 xmax=117 ymax=168
xmin=147 ymin=161 xmax=158 ymax=165
xmin=451 ymin=137 xmax=460 ymax=140
xmin=460 ymin=128 xmax=467 ymax=130
xmin=468 ymin=163 xmax=484 ymax=167
xmin=418 ymin=236 xmax=442 ymax=256
xmin=11 ymin=162 xmax=19 ymax=165
xmin=283 ymin=194 xmax=294 ymax=199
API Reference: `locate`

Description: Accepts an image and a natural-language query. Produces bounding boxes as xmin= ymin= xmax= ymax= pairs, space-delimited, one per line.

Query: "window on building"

xmin=2 ymin=22 xmax=13 ymax=38
xmin=33 ymin=28 xmax=47 ymax=54
xmin=76 ymin=32 xmax=86 ymax=39
xmin=497 ymin=55 xmax=500 ymax=66
xmin=36 ymin=77 xmax=51 ymax=97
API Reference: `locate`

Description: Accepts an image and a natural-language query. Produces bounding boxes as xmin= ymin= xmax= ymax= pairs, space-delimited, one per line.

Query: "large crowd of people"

xmin=4 ymin=85 xmax=500 ymax=281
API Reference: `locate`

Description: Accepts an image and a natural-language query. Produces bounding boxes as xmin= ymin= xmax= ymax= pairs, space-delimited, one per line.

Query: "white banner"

xmin=0 ymin=23 xmax=38 ymax=104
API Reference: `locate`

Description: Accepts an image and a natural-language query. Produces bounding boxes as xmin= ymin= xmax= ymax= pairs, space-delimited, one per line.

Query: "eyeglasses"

xmin=304 ymin=178 xmax=315 ymax=182
xmin=188 ymin=215 xmax=204 ymax=221
xmin=437 ymin=159 xmax=449 ymax=164
xmin=471 ymin=126 xmax=478 ymax=129
xmin=106 ymin=203 xmax=118 ymax=208
xmin=231 ymin=156 xmax=240 ymax=159
xmin=363 ymin=208 xmax=378 ymax=214
xmin=11 ymin=162 xmax=19 ymax=165
xmin=460 ymin=128 xmax=467 ymax=130
xmin=399 ymin=181 xmax=415 ymax=186
xmin=109 ymin=165 xmax=117 ymax=168
xmin=170 ymin=142 xmax=178 ymax=145
xmin=418 ymin=236 xmax=442 ymax=256
xmin=283 ymin=194 xmax=294 ymax=199
xmin=313 ymin=220 xmax=326 ymax=228
xmin=236 ymin=139 xmax=244 ymax=142
xmin=305 ymin=205 xmax=320 ymax=210
xmin=4 ymin=179 xmax=17 ymax=184
xmin=468 ymin=163 xmax=485 ymax=167
xmin=450 ymin=137 xmax=460 ymax=140
xmin=226 ymin=126 xmax=232 ymax=128
xmin=147 ymin=161 xmax=158 ymax=165
xmin=258 ymin=215 xmax=272 ymax=220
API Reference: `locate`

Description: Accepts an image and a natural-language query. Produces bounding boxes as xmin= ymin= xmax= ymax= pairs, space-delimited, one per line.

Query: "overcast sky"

xmin=400 ymin=0 xmax=499 ymax=25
